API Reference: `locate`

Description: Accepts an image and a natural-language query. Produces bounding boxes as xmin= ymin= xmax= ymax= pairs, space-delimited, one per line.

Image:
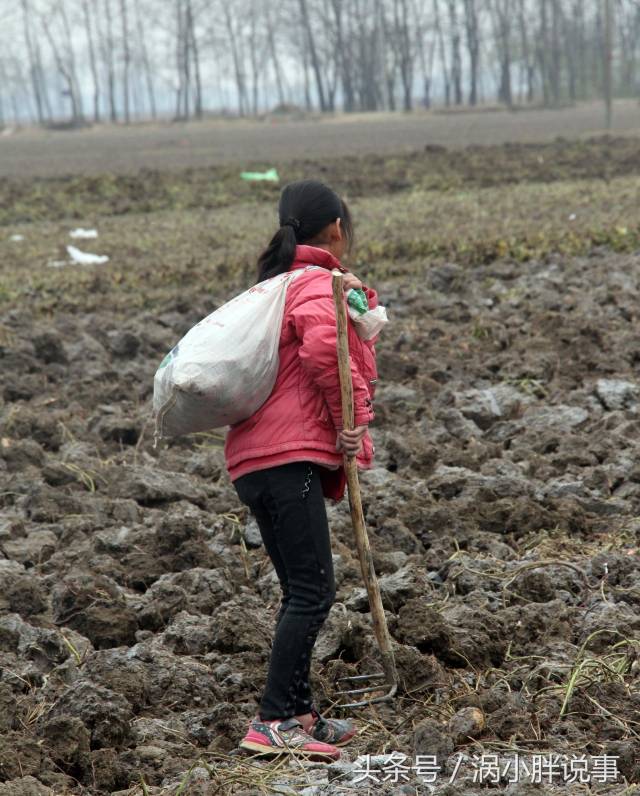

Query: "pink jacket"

xmin=224 ymin=244 xmax=378 ymax=501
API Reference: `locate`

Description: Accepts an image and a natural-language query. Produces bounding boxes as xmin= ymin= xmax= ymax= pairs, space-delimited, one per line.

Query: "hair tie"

xmin=282 ymin=217 xmax=301 ymax=233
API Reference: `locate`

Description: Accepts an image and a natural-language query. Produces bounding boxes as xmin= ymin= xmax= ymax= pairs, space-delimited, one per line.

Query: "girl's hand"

xmin=336 ymin=425 xmax=368 ymax=456
xmin=342 ymin=273 xmax=363 ymax=292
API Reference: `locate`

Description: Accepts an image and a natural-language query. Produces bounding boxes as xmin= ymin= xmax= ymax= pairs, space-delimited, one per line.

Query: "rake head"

xmin=334 ymin=651 xmax=399 ymax=709
xmin=335 ymin=672 xmax=398 ymax=709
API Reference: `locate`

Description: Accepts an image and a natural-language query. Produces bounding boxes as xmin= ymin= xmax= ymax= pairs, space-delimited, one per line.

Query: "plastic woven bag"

xmin=153 ymin=266 xmax=318 ymax=441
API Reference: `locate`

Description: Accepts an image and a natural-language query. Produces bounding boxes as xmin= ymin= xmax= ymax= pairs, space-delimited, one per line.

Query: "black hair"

xmin=256 ymin=179 xmax=353 ymax=282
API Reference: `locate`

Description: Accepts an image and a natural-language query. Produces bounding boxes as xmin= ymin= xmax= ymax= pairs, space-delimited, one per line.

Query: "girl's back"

xmin=224 ymin=243 xmax=378 ymax=500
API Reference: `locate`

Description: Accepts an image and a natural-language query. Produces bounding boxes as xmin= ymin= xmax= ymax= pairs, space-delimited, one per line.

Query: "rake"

xmin=331 ymin=270 xmax=399 ymax=709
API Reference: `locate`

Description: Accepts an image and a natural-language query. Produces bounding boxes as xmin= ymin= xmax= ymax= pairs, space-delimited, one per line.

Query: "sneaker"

xmin=308 ymin=708 xmax=357 ymax=746
xmin=239 ymin=717 xmax=340 ymax=761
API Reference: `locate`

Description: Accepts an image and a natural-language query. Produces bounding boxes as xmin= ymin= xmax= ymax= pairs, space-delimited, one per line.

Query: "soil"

xmin=3 ymin=131 xmax=640 ymax=229
xmin=1 ymin=132 xmax=640 ymax=794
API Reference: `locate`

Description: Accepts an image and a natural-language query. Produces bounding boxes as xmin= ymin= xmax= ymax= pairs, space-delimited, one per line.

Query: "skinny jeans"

xmin=233 ymin=461 xmax=336 ymax=720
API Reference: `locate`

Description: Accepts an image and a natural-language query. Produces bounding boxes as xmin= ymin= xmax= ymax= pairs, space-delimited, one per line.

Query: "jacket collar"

xmin=289 ymin=244 xmax=348 ymax=273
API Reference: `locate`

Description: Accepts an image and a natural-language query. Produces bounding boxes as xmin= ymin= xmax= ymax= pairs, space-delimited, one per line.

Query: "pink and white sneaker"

xmin=239 ymin=717 xmax=340 ymax=761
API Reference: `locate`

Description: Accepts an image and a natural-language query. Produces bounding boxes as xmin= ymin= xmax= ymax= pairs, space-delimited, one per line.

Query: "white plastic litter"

xmin=69 ymin=228 xmax=98 ymax=239
xmin=349 ymin=305 xmax=389 ymax=340
xmin=66 ymin=245 xmax=109 ymax=265
xmin=345 ymin=287 xmax=389 ymax=341
xmin=154 ymin=266 xmax=320 ymax=441
xmin=9 ymin=234 xmax=24 ymax=242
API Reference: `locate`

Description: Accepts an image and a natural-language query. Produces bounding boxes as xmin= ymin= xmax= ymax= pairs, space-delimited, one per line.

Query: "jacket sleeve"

xmin=289 ymin=277 xmax=374 ymax=429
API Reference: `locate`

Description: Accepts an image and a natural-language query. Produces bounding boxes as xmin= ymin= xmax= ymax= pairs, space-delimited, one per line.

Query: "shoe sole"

xmin=317 ymin=729 xmax=357 ymax=747
xmin=239 ymin=740 xmax=340 ymax=761
xmin=333 ymin=732 xmax=357 ymax=747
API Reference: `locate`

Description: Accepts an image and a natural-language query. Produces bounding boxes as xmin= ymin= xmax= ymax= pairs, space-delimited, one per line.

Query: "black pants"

xmin=233 ymin=461 xmax=336 ymax=720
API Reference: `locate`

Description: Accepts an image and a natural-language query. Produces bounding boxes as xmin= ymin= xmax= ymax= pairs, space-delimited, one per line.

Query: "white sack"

xmin=153 ymin=266 xmax=319 ymax=440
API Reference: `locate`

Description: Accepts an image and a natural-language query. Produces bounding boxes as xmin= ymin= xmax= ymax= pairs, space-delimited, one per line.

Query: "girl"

xmin=225 ymin=180 xmax=379 ymax=761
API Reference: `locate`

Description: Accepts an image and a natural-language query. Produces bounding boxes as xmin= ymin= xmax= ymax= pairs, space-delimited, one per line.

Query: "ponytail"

xmin=256 ymin=225 xmax=298 ymax=282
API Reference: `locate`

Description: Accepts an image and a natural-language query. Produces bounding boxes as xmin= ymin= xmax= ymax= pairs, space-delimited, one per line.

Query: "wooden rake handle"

xmin=331 ymin=271 xmax=398 ymax=693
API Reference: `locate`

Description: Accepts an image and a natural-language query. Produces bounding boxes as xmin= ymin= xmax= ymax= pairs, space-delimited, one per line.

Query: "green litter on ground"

xmin=240 ymin=168 xmax=280 ymax=182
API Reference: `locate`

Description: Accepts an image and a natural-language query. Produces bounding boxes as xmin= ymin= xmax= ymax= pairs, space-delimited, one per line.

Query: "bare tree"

xmin=517 ymin=0 xmax=535 ymax=103
xmin=102 ymin=0 xmax=118 ymax=121
xmin=412 ymin=0 xmax=436 ymax=108
xmin=0 ymin=58 xmax=26 ymax=125
xmin=392 ymin=0 xmax=415 ymax=110
xmin=537 ymin=0 xmax=550 ymax=104
xmin=616 ymin=0 xmax=640 ymax=97
xmin=222 ymin=0 xmax=248 ymax=115
xmin=58 ymin=0 xmax=84 ymax=118
xmin=41 ymin=1 xmax=84 ymax=122
xmin=82 ymin=0 xmax=101 ymax=121
xmin=247 ymin=0 xmax=264 ymax=114
xmin=378 ymin=0 xmax=398 ymax=110
xmin=464 ymin=0 xmax=480 ymax=105
xmin=266 ymin=5 xmax=287 ymax=107
xmin=433 ymin=0 xmax=451 ymax=106
xmin=134 ymin=0 xmax=157 ymax=118
xmin=562 ymin=1 xmax=578 ymax=101
xmin=328 ymin=0 xmax=355 ymax=111
xmin=0 ymin=61 xmax=6 ymax=126
xmin=2 ymin=0 xmax=634 ymax=123
xmin=604 ymin=0 xmax=613 ymax=126
xmin=120 ymin=0 xmax=131 ymax=122
xmin=490 ymin=0 xmax=513 ymax=107
xmin=187 ymin=0 xmax=203 ymax=118
xmin=572 ymin=0 xmax=588 ymax=99
xmin=21 ymin=0 xmax=48 ymax=124
xmin=298 ymin=0 xmax=328 ymax=111
xmin=447 ymin=0 xmax=463 ymax=104
xmin=175 ymin=0 xmax=191 ymax=119
xmin=550 ymin=0 xmax=562 ymax=103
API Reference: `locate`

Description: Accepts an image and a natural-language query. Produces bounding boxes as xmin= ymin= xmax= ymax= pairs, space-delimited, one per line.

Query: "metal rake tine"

xmin=337 ymin=673 xmax=386 ymax=683
xmin=339 ymin=683 xmax=398 ymax=710
xmin=335 ymin=684 xmax=388 ymax=697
